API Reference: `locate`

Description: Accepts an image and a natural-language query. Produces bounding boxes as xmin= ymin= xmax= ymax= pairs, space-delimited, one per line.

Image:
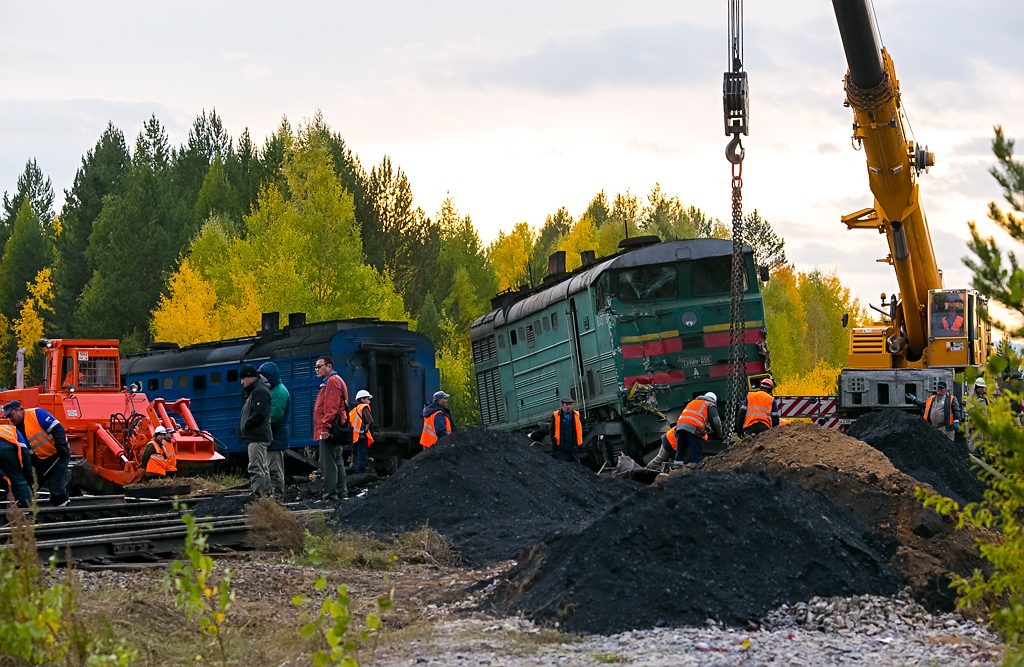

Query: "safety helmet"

xmin=760 ymin=378 xmax=775 ymax=390
xmin=355 ymin=389 xmax=372 ymax=400
xmin=975 ymin=378 xmax=987 ymax=388
xmin=703 ymin=392 xmax=717 ymax=403
xmin=153 ymin=426 xmax=168 ymax=435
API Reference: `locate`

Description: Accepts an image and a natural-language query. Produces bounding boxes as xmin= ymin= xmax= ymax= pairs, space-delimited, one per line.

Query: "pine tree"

xmin=52 ymin=123 xmax=130 ymax=333
xmin=0 ymin=201 xmax=51 ymax=322
xmin=194 ymin=156 xmax=237 ymax=230
xmin=744 ymin=209 xmax=787 ymax=269
xmin=416 ymin=293 xmax=443 ymax=347
xmin=1 ymin=159 xmax=54 ymax=246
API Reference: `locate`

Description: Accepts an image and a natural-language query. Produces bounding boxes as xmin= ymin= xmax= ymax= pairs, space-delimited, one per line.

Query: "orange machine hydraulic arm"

xmin=832 ymin=0 xmax=939 ymax=363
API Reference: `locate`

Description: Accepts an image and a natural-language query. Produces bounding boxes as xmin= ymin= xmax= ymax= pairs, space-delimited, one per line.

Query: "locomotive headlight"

xmin=681 ymin=310 xmax=698 ymax=328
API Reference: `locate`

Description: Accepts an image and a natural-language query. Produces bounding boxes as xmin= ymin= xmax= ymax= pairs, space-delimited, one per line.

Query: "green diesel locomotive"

xmin=470 ymin=236 xmax=769 ymax=465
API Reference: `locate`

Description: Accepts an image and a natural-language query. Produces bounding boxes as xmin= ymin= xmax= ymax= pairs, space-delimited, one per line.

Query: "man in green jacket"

xmin=259 ymin=362 xmax=291 ymax=501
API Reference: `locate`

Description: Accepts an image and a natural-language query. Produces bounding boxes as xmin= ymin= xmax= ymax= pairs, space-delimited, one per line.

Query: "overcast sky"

xmin=1 ymin=0 xmax=1022 ymax=311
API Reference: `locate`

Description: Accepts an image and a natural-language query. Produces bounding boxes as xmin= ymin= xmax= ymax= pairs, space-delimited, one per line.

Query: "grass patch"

xmin=593 ymin=652 xmax=630 ymax=663
xmin=299 ymin=525 xmax=461 ymax=570
xmin=244 ymin=498 xmax=306 ymax=552
xmin=149 ymin=473 xmax=249 ymax=494
xmin=504 ymin=627 xmax=583 ymax=645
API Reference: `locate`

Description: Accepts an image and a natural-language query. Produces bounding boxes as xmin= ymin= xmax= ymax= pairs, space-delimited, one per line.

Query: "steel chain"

xmin=723 ymin=161 xmax=747 ymax=444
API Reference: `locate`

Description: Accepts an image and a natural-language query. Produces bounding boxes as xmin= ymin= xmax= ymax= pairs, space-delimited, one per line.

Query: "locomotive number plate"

xmin=681 ymin=356 xmax=712 ymax=367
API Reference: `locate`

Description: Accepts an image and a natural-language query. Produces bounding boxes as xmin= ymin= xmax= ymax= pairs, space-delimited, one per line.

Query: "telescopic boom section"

xmin=832 ymin=0 xmax=939 ymax=363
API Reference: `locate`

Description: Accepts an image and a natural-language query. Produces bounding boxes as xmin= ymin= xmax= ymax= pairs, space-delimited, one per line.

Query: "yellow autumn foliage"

xmin=773 ymin=360 xmax=842 ymax=396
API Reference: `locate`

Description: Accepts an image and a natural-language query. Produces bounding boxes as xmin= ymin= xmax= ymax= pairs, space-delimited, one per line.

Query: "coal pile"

xmin=494 ymin=472 xmax=901 ymax=634
xmin=335 ymin=428 xmax=639 ymax=565
xmin=846 ymin=409 xmax=984 ymax=505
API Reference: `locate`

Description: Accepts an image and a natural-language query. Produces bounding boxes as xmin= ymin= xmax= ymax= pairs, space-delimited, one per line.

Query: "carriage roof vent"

xmin=618 ymin=235 xmax=661 ymax=250
xmin=147 ymin=342 xmax=179 ymax=351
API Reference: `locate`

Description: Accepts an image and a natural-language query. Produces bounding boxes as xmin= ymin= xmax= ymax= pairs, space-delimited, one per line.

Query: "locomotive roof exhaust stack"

xmin=547 ymin=251 xmax=566 ymax=279
xmin=288 ymin=312 xmax=306 ymax=328
xmin=580 ymin=250 xmax=597 ymax=267
xmin=261 ymin=312 xmax=280 ymax=332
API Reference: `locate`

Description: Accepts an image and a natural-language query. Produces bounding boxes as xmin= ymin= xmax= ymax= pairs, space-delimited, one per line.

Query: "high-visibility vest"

xmin=0 ymin=425 xmax=24 ymax=467
xmin=23 ymin=408 xmax=57 ymax=459
xmin=552 ymin=410 xmax=583 ymax=448
xmin=665 ymin=425 xmax=678 ymax=450
xmin=678 ymin=399 xmax=711 ymax=432
xmin=349 ymin=403 xmax=374 ymax=446
xmin=420 ymin=410 xmax=452 ymax=448
xmin=942 ymin=315 xmax=964 ymax=334
xmin=145 ymin=438 xmax=177 ymax=475
xmin=743 ymin=391 xmax=774 ymax=429
xmin=924 ymin=394 xmax=955 ymax=427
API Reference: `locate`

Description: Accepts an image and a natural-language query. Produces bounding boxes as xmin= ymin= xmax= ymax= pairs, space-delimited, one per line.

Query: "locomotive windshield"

xmin=616 ymin=266 xmax=678 ymax=302
xmin=691 ymin=256 xmax=747 ymax=296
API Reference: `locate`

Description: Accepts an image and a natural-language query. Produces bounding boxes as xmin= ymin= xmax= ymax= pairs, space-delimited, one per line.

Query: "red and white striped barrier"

xmin=777 ymin=396 xmax=840 ymax=429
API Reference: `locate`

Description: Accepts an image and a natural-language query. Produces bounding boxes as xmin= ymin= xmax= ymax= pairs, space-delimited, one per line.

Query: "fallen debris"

xmin=494 ymin=471 xmax=902 ymax=635
xmin=335 ymin=428 xmax=639 ymax=565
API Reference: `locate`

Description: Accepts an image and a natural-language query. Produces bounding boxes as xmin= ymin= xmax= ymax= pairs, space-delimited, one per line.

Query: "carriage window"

xmin=534 ymin=320 xmax=542 ymax=338
xmin=617 ymin=266 xmax=678 ymax=302
xmin=211 ymin=371 xmax=222 ymax=384
xmin=148 ymin=379 xmax=158 ymax=391
xmin=193 ymin=375 xmax=207 ymax=390
xmin=227 ymin=369 xmax=238 ymax=382
xmin=178 ymin=375 xmax=188 ymax=387
xmin=542 ymin=316 xmax=550 ymax=332
xmin=691 ymin=256 xmax=746 ymax=296
xmin=510 ymin=329 xmax=518 ymax=345
xmin=552 ymin=312 xmax=559 ymax=330
xmin=163 ymin=377 xmax=173 ymax=389
xmin=497 ymin=334 xmax=505 ymax=350
xmin=518 ymin=326 xmax=525 ymax=344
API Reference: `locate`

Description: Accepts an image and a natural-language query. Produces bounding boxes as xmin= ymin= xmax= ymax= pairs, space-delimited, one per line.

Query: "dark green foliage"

xmin=52 ymin=123 xmax=130 ymax=333
xmin=584 ymin=191 xmax=611 ymax=227
xmin=0 ymin=201 xmax=50 ymax=321
xmin=744 ymin=209 xmax=787 ymax=269
xmin=529 ymin=209 xmax=572 ymax=284
xmin=2 ymin=159 xmax=54 ymax=246
xmin=416 ymin=293 xmax=443 ymax=347
xmin=364 ymin=156 xmax=422 ymax=295
xmin=194 ymin=155 xmax=237 ymax=231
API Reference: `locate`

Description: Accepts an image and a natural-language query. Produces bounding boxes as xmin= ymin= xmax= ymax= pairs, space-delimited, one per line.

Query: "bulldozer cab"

xmin=41 ymin=340 xmax=121 ymax=392
xmin=926 ymin=289 xmax=990 ymax=368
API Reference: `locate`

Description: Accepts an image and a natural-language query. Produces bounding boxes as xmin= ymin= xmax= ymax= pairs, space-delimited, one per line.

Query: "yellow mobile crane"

xmin=831 ymin=0 xmax=992 ymax=420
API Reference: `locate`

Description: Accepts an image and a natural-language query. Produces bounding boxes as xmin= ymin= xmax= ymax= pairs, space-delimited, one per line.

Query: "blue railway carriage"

xmin=121 ymin=315 xmax=440 ymax=463
xmin=470 ymin=237 xmax=768 ymax=465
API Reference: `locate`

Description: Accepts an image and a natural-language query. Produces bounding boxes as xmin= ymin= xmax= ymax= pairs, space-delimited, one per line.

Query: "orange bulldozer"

xmin=0 ymin=339 xmax=224 ymax=487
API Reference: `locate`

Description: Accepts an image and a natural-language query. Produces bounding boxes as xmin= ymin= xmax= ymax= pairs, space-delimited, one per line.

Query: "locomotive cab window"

xmin=691 ymin=256 xmax=747 ymax=296
xmin=616 ymin=266 xmax=678 ymax=302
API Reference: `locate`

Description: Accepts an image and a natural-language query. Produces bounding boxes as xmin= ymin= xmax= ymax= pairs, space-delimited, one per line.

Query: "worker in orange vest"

xmin=940 ymin=296 xmax=964 ymax=336
xmin=0 ymin=423 xmax=31 ymax=506
xmin=420 ymin=391 xmax=454 ymax=449
xmin=548 ymin=397 xmax=583 ymax=463
xmin=141 ymin=426 xmax=177 ymax=479
xmin=907 ymin=380 xmax=962 ymax=441
xmin=736 ymin=379 xmax=780 ymax=438
xmin=349 ymin=390 xmax=374 ymax=473
xmin=674 ymin=392 xmax=722 ymax=464
xmin=4 ymin=400 xmax=71 ymax=506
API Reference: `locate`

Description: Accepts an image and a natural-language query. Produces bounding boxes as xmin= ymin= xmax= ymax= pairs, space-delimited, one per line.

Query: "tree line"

xmin=3 ymin=108 xmax=861 ymax=420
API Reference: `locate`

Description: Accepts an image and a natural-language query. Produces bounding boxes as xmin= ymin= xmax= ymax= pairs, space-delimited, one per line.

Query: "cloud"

xmin=817 ymin=142 xmax=841 ymax=155
xmin=627 ymin=135 xmax=682 ymax=156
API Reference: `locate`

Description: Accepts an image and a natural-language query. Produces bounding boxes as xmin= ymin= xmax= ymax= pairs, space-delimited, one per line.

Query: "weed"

xmin=0 ymin=502 xmax=136 ymax=665
xmin=244 ymin=497 xmax=305 ymax=552
xmin=593 ymin=652 xmax=630 ymax=663
xmin=163 ymin=503 xmax=236 ymax=665
xmin=298 ymin=526 xmax=460 ymax=570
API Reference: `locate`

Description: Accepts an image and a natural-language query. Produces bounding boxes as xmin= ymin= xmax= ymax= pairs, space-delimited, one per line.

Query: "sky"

xmin=1 ymin=0 xmax=1022 ymax=313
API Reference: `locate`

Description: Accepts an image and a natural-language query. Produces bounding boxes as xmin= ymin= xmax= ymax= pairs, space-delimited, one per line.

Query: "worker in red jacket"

xmin=313 ymin=356 xmax=349 ymax=501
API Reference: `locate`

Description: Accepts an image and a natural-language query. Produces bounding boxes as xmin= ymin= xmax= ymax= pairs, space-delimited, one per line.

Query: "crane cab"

xmin=926 ymin=289 xmax=991 ymax=369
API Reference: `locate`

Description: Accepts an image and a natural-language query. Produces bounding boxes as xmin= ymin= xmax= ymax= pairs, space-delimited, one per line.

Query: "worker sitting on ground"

xmin=349 ymin=390 xmax=374 ymax=474
xmin=674 ymin=392 xmax=722 ymax=464
xmin=549 ymin=396 xmax=583 ymax=464
xmin=647 ymin=411 xmax=688 ymax=469
xmin=141 ymin=426 xmax=176 ymax=480
xmin=0 ymin=424 xmax=31 ymax=507
xmin=964 ymin=377 xmax=989 ymax=453
xmin=907 ymin=380 xmax=962 ymax=441
xmin=736 ymin=379 xmax=780 ymax=437
xmin=420 ymin=390 xmax=454 ymax=449
xmin=4 ymin=400 xmax=72 ymax=506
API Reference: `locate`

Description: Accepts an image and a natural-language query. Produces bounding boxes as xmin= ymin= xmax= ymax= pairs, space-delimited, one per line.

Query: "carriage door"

xmin=357 ymin=344 xmax=412 ymax=435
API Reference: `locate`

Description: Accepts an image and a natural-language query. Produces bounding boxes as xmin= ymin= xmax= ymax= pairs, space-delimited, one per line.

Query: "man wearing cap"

xmin=674 ymin=392 xmax=723 ymax=464
xmin=907 ymin=381 xmax=962 ymax=441
xmin=141 ymin=426 xmax=176 ymax=480
xmin=420 ymin=391 xmax=454 ymax=449
xmin=238 ymin=364 xmax=273 ymax=497
xmin=349 ymin=390 xmax=374 ymax=474
xmin=314 ymin=356 xmax=349 ymax=501
xmin=548 ymin=397 xmax=582 ymax=463
xmin=736 ymin=379 xmax=780 ymax=438
xmin=4 ymin=400 xmax=71 ymax=506
xmin=259 ymin=361 xmax=291 ymax=500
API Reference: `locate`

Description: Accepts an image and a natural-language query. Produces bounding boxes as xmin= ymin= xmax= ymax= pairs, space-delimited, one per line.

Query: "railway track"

xmin=1 ymin=492 xmax=325 ymax=564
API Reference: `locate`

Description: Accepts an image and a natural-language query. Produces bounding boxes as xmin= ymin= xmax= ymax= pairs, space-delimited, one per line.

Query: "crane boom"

xmin=832 ymin=0 xmax=941 ymax=363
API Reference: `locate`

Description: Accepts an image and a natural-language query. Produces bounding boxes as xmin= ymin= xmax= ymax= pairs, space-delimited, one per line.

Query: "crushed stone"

xmin=845 ymin=408 xmax=985 ymax=505
xmin=492 ymin=471 xmax=902 ymax=635
xmin=334 ymin=428 xmax=639 ymax=566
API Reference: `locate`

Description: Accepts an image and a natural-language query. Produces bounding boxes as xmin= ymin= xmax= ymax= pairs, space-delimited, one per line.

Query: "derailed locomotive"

xmin=470 ymin=237 xmax=768 ymax=464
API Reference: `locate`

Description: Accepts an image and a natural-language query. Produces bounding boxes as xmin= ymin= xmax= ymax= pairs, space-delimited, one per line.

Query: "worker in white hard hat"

xmin=347 ymin=390 xmax=374 ymax=473
xmin=647 ymin=392 xmax=721 ymax=469
xmin=141 ymin=426 xmax=176 ymax=480
xmin=964 ymin=377 xmax=990 ymax=453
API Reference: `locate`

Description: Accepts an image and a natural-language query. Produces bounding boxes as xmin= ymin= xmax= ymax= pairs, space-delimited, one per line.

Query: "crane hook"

xmin=726 ymin=134 xmax=745 ymax=165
